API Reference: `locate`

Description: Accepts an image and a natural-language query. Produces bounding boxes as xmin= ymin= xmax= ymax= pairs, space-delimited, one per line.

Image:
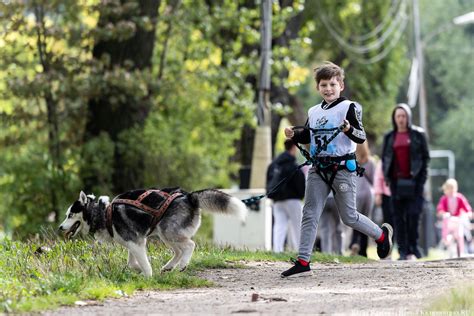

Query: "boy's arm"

xmin=344 ymin=103 xmax=366 ymax=144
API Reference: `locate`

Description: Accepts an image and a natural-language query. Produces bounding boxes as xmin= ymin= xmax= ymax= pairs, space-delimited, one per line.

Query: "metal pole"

xmin=413 ymin=0 xmax=429 ymax=139
xmin=413 ymin=0 xmax=435 ymax=254
xmin=413 ymin=0 xmax=433 ymax=203
xmin=257 ymin=0 xmax=272 ymax=127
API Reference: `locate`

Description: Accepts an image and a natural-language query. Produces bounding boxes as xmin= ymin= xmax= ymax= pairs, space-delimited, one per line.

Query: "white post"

xmin=413 ymin=0 xmax=429 ymax=138
xmin=250 ymin=0 xmax=272 ymax=189
xmin=412 ymin=0 xmax=432 ymax=202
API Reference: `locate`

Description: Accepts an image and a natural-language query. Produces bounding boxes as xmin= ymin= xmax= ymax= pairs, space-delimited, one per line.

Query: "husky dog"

xmin=59 ymin=188 xmax=247 ymax=277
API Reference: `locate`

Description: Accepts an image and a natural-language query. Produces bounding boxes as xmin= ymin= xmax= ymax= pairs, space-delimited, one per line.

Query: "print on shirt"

xmin=310 ymin=115 xmax=339 ymax=157
xmin=308 ymin=99 xmax=359 ymax=157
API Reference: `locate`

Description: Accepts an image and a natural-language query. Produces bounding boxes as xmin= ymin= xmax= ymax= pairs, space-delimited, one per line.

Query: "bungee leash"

xmin=241 ymin=122 xmax=347 ymax=208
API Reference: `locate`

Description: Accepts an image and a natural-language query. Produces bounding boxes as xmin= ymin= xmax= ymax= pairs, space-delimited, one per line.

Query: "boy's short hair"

xmin=313 ymin=61 xmax=345 ymax=84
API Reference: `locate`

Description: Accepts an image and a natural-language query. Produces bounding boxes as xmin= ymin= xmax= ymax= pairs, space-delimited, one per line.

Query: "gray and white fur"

xmin=59 ymin=189 xmax=247 ymax=277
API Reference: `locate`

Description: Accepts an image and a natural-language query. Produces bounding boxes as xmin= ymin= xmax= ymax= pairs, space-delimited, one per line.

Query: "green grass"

xmin=0 ymin=230 xmax=369 ymax=313
xmin=426 ymin=284 xmax=474 ymax=312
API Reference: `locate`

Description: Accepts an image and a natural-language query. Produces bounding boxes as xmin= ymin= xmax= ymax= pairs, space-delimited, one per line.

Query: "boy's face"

xmin=316 ymin=77 xmax=344 ymax=104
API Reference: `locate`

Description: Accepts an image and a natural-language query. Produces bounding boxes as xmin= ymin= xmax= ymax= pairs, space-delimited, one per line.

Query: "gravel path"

xmin=43 ymin=258 xmax=474 ymax=315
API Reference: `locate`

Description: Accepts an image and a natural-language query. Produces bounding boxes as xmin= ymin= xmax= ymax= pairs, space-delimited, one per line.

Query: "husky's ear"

xmin=79 ymin=191 xmax=88 ymax=205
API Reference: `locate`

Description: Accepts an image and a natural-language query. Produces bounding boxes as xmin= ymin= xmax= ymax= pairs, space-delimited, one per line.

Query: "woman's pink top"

xmin=374 ymin=161 xmax=391 ymax=196
xmin=437 ymin=192 xmax=472 ymax=217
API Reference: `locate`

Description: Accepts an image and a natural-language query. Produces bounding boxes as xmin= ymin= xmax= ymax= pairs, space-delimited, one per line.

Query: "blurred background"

xmin=0 ymin=0 xmax=472 ymax=241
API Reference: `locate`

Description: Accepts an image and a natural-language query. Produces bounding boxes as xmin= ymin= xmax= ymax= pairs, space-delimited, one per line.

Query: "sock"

xmin=376 ymin=232 xmax=385 ymax=244
xmin=298 ymin=258 xmax=309 ymax=266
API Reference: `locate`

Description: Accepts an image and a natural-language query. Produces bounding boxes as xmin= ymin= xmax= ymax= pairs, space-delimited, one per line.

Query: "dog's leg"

xmin=176 ymin=239 xmax=195 ymax=271
xmin=127 ymin=240 xmax=153 ymax=277
xmin=127 ymin=250 xmax=142 ymax=272
xmin=161 ymin=242 xmax=183 ymax=272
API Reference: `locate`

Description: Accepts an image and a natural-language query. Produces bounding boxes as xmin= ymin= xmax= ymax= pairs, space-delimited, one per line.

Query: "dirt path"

xmin=44 ymin=258 xmax=474 ymax=315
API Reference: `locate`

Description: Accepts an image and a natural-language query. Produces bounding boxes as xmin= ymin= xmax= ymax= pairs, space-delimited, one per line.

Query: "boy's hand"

xmin=284 ymin=127 xmax=294 ymax=138
xmin=342 ymin=120 xmax=350 ymax=132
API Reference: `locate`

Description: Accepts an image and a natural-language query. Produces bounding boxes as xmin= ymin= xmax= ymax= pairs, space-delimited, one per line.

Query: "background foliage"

xmin=419 ymin=0 xmax=474 ymax=203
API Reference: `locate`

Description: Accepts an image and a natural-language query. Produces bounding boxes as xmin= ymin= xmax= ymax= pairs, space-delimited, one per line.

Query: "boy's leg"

xmin=298 ymin=168 xmax=330 ymax=261
xmin=332 ymin=170 xmax=392 ymax=259
xmin=333 ymin=170 xmax=381 ymax=239
xmin=281 ymin=168 xmax=329 ymax=278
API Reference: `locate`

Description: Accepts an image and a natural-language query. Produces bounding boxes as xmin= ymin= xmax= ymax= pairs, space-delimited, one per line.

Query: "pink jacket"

xmin=437 ymin=192 xmax=472 ymax=217
xmin=374 ymin=161 xmax=391 ymax=196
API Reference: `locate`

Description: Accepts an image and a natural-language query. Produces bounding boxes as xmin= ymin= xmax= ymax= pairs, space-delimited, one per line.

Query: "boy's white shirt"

xmin=308 ymin=99 xmax=361 ymax=157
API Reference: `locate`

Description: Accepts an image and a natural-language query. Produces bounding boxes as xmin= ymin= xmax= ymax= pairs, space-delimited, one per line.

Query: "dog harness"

xmin=105 ymin=189 xmax=183 ymax=237
xmin=312 ymin=153 xmax=364 ymax=194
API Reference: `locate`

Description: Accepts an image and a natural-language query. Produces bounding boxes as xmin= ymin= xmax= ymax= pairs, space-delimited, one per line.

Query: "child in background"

xmin=437 ymin=178 xmax=473 ymax=255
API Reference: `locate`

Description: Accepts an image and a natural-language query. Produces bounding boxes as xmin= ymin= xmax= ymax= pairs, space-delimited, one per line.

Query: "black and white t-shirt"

xmin=295 ymin=97 xmax=366 ymax=158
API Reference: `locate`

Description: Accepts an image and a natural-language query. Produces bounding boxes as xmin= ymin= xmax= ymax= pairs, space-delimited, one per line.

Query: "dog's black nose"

xmin=58 ymin=225 xmax=64 ymax=231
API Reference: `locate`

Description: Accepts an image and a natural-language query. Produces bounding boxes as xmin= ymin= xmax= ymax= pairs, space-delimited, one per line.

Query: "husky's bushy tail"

xmin=190 ymin=189 xmax=248 ymax=222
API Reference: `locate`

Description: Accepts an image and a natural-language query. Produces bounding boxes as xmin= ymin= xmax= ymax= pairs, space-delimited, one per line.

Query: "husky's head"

xmin=59 ymin=191 xmax=108 ymax=238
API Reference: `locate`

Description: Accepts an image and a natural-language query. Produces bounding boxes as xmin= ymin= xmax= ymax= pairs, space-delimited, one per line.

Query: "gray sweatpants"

xmin=298 ymin=167 xmax=383 ymax=262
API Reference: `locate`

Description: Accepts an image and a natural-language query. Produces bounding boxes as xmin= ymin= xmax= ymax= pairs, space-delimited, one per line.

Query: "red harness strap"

xmin=105 ymin=190 xmax=183 ymax=237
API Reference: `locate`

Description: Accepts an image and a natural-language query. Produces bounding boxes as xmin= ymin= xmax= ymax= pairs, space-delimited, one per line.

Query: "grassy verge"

xmin=0 ymin=232 xmax=369 ymax=313
xmin=426 ymin=284 xmax=474 ymax=312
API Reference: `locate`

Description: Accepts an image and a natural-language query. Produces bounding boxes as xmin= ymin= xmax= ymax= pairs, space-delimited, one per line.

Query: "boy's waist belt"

xmin=314 ymin=153 xmax=356 ymax=164
xmin=313 ymin=153 xmax=362 ymax=195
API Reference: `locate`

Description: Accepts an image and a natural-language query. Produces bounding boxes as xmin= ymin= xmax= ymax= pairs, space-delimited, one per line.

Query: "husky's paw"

xmin=179 ymin=266 xmax=188 ymax=272
xmin=160 ymin=267 xmax=173 ymax=273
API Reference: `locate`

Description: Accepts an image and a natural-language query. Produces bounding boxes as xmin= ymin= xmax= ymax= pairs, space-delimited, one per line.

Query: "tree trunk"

xmin=267 ymin=2 xmax=306 ymax=156
xmin=84 ymin=0 xmax=160 ymax=193
xmin=237 ymin=0 xmax=307 ymax=184
xmin=34 ymin=3 xmax=61 ymax=222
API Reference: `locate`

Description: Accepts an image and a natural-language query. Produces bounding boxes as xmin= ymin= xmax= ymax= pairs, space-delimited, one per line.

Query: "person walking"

xmin=266 ymin=139 xmax=306 ymax=253
xmin=381 ymin=103 xmax=430 ymax=260
xmin=281 ymin=62 xmax=393 ymax=278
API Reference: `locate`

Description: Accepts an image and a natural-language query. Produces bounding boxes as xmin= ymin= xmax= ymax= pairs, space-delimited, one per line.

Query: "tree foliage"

xmin=0 ymin=0 xmax=413 ymax=238
xmin=301 ymin=0 xmax=409 ymax=144
xmin=0 ymin=0 xmax=94 ymax=237
xmin=419 ymin=0 xmax=474 ymax=203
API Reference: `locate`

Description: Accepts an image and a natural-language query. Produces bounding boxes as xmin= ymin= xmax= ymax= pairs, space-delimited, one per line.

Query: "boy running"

xmin=281 ymin=61 xmax=393 ymax=278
